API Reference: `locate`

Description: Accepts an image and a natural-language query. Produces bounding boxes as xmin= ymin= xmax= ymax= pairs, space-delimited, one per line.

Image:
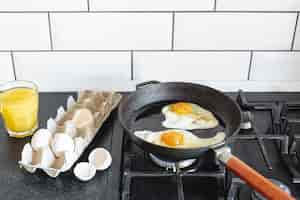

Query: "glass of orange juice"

xmin=0 ymin=81 xmax=39 ymax=138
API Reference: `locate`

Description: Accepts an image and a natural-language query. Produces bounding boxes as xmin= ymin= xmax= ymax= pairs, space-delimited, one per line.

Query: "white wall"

xmin=1 ymin=0 xmax=300 ymax=91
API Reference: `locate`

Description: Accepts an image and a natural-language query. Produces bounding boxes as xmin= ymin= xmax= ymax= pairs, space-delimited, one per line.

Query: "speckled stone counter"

xmin=0 ymin=93 xmax=122 ymax=200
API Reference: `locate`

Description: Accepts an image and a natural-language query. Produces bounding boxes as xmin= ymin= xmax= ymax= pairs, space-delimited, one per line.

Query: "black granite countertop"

xmin=0 ymin=93 xmax=122 ymax=200
xmin=2 ymin=92 xmax=300 ymax=200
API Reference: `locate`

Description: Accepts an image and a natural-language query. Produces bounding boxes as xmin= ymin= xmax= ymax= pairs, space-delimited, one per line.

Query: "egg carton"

xmin=18 ymin=91 xmax=122 ymax=178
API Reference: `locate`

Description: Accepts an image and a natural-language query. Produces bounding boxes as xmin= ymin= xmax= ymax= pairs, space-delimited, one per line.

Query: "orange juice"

xmin=0 ymin=87 xmax=38 ymax=137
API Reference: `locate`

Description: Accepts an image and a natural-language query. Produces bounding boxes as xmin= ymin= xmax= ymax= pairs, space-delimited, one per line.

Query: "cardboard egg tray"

xmin=18 ymin=91 xmax=122 ymax=177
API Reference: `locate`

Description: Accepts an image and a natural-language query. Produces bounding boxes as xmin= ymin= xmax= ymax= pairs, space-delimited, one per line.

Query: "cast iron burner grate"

xmin=121 ymin=133 xmax=228 ymax=200
xmin=120 ymin=90 xmax=300 ymax=200
xmin=236 ymin=90 xmax=300 ymax=183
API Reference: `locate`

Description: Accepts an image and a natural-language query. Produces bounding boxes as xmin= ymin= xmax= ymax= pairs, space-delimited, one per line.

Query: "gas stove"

xmin=117 ymin=91 xmax=300 ymax=200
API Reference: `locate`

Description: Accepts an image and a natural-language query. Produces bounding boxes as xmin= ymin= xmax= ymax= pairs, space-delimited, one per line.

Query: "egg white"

xmin=134 ymin=129 xmax=225 ymax=149
xmin=162 ymin=103 xmax=219 ymax=130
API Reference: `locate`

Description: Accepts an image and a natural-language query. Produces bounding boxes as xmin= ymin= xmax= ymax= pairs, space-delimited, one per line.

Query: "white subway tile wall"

xmin=0 ymin=0 xmax=87 ymax=11
xmin=0 ymin=14 xmax=50 ymax=50
xmin=14 ymin=52 xmax=131 ymax=91
xmin=134 ymin=52 xmax=250 ymax=81
xmin=174 ymin=13 xmax=296 ymax=50
xmin=251 ymin=52 xmax=300 ymax=81
xmin=90 ymin=0 xmax=213 ymax=11
xmin=0 ymin=53 xmax=14 ymax=83
xmin=51 ymin=13 xmax=172 ymax=50
xmin=217 ymin=0 xmax=300 ymax=11
xmin=293 ymin=20 xmax=300 ymax=50
xmin=0 ymin=1 xmax=299 ymax=91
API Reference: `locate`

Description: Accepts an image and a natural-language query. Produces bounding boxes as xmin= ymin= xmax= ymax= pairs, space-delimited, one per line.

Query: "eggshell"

xmin=82 ymin=98 xmax=97 ymax=113
xmin=62 ymin=151 xmax=78 ymax=171
xmin=55 ymin=106 xmax=66 ymax=122
xmin=51 ymin=133 xmax=75 ymax=157
xmin=21 ymin=143 xmax=34 ymax=165
xmin=50 ymin=151 xmax=78 ymax=172
xmin=67 ymin=96 xmax=76 ymax=110
xmin=43 ymin=168 xmax=60 ymax=178
xmin=74 ymin=162 xmax=96 ymax=182
xmin=88 ymin=148 xmax=112 ymax=170
xmin=74 ymin=137 xmax=87 ymax=155
xmin=47 ymin=118 xmax=57 ymax=134
xmin=64 ymin=120 xmax=77 ymax=138
xmin=72 ymin=108 xmax=95 ymax=129
xmin=39 ymin=147 xmax=55 ymax=168
xmin=19 ymin=143 xmax=37 ymax=173
xmin=31 ymin=129 xmax=52 ymax=150
xmin=51 ymin=155 xmax=65 ymax=170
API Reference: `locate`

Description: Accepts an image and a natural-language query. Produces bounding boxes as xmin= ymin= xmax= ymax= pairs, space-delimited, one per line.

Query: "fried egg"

xmin=134 ymin=129 xmax=225 ymax=149
xmin=162 ymin=102 xmax=219 ymax=130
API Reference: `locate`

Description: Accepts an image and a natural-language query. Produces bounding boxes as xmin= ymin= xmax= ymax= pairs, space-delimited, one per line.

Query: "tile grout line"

xmin=0 ymin=10 xmax=298 ymax=13
xmin=131 ymin=50 xmax=134 ymax=80
xmin=1 ymin=49 xmax=300 ymax=53
xmin=87 ymin=0 xmax=90 ymax=12
xmin=47 ymin=12 xmax=54 ymax=51
xmin=214 ymin=0 xmax=217 ymax=11
xmin=247 ymin=51 xmax=253 ymax=80
xmin=291 ymin=12 xmax=299 ymax=51
xmin=10 ymin=51 xmax=17 ymax=80
xmin=171 ymin=12 xmax=175 ymax=50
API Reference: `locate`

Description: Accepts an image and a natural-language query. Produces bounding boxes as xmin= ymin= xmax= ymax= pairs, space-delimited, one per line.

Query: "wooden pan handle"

xmin=226 ymin=155 xmax=295 ymax=200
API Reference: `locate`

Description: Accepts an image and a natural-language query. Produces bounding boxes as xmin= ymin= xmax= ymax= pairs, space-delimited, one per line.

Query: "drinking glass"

xmin=0 ymin=81 xmax=39 ymax=138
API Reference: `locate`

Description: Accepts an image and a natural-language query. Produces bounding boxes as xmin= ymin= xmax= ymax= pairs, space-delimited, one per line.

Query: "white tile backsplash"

xmin=217 ymin=0 xmax=300 ymax=11
xmin=251 ymin=52 xmax=300 ymax=81
xmin=51 ymin=13 xmax=172 ymax=50
xmin=174 ymin=13 xmax=296 ymax=50
xmin=133 ymin=52 xmax=250 ymax=81
xmin=0 ymin=14 xmax=50 ymax=50
xmin=0 ymin=53 xmax=14 ymax=83
xmin=90 ymin=0 xmax=213 ymax=11
xmin=14 ymin=52 xmax=131 ymax=91
xmin=0 ymin=0 xmax=87 ymax=11
xmin=0 ymin=1 xmax=299 ymax=91
xmin=293 ymin=19 xmax=300 ymax=50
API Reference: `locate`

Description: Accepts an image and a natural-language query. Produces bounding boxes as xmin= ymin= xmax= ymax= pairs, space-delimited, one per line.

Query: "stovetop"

xmin=1 ymin=92 xmax=300 ymax=200
xmin=119 ymin=91 xmax=300 ymax=200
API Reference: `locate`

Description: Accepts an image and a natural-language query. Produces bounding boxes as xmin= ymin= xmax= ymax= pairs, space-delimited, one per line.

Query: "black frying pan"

xmin=118 ymin=81 xmax=295 ymax=200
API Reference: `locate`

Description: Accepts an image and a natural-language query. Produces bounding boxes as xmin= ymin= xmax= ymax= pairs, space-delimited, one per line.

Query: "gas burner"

xmin=149 ymin=154 xmax=196 ymax=171
xmin=119 ymin=91 xmax=300 ymax=200
xmin=251 ymin=179 xmax=291 ymax=200
xmin=240 ymin=111 xmax=253 ymax=130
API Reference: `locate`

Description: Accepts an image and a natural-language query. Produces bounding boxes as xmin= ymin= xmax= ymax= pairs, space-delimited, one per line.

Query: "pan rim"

xmin=118 ymin=81 xmax=242 ymax=153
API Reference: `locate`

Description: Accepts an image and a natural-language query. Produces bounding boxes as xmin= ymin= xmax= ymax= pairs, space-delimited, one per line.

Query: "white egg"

xmin=31 ymin=129 xmax=52 ymax=150
xmin=51 ymin=133 xmax=75 ymax=157
xmin=162 ymin=102 xmax=219 ymax=130
xmin=135 ymin=130 xmax=225 ymax=149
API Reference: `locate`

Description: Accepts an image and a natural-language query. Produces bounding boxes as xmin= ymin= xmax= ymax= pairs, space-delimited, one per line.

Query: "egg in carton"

xmin=18 ymin=91 xmax=122 ymax=177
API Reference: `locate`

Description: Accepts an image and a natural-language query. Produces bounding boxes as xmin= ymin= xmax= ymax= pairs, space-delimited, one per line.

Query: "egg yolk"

xmin=170 ymin=102 xmax=193 ymax=115
xmin=161 ymin=131 xmax=184 ymax=147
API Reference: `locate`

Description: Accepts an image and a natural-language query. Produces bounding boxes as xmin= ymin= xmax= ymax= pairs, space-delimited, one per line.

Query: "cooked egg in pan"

xmin=162 ymin=102 xmax=219 ymax=130
xmin=135 ymin=129 xmax=225 ymax=149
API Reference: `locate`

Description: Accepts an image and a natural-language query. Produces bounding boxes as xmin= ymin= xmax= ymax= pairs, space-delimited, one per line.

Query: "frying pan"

xmin=118 ymin=81 xmax=295 ymax=200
